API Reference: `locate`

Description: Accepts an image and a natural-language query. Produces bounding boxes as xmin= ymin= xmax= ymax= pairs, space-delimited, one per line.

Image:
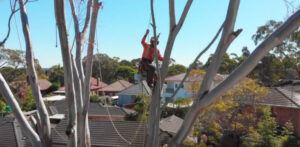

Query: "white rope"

xmin=105 ymin=102 xmax=132 ymax=145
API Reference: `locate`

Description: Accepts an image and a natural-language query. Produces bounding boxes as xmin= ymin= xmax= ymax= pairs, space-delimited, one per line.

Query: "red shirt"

xmin=141 ymin=35 xmax=163 ymax=61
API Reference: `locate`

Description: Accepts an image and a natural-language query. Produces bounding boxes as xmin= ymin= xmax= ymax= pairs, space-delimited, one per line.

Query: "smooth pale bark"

xmin=147 ymin=1 xmax=161 ymax=146
xmin=195 ymin=0 xmax=240 ymax=102
xmin=147 ymin=0 xmax=193 ymax=146
xmin=169 ymin=6 xmax=300 ymax=147
xmin=19 ymin=0 xmax=51 ymax=146
xmin=0 ymin=74 xmax=42 ymax=147
xmin=79 ymin=1 xmax=101 ymax=146
xmin=162 ymin=22 xmax=224 ymax=107
xmin=54 ymin=1 xmax=78 ymax=146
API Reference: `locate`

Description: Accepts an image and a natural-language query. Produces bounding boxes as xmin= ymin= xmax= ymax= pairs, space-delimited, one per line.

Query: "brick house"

xmin=242 ymin=85 xmax=300 ymax=137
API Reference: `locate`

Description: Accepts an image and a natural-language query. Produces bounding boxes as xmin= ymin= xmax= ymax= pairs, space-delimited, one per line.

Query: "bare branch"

xmin=161 ymin=22 xmax=225 ymax=108
xmin=169 ymin=0 xmax=176 ymax=31
xmin=0 ymin=74 xmax=42 ymax=147
xmin=159 ymin=0 xmax=194 ymax=86
xmin=19 ymin=0 xmax=51 ymax=146
xmin=196 ymin=0 xmax=240 ymax=101
xmin=69 ymin=0 xmax=80 ymax=34
xmin=170 ymin=4 xmax=300 ymax=146
xmin=81 ymin=0 xmax=93 ymax=37
xmin=0 ymin=0 xmax=18 ymax=47
xmin=54 ymin=0 xmax=78 ymax=146
xmin=147 ymin=0 xmax=162 ymax=146
xmin=174 ymin=0 xmax=193 ymax=34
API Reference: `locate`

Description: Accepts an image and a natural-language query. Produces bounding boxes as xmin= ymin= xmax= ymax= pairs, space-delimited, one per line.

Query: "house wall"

xmin=118 ymin=95 xmax=134 ymax=107
xmin=273 ymin=107 xmax=300 ymax=137
xmin=163 ymin=81 xmax=192 ymax=102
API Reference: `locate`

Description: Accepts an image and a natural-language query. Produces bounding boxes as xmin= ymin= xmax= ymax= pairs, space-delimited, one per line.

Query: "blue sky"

xmin=0 ymin=0 xmax=289 ymax=68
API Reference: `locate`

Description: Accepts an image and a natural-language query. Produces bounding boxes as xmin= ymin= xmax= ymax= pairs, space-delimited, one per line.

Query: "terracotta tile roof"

xmin=58 ymin=77 xmax=108 ymax=91
xmin=37 ymin=79 xmax=52 ymax=90
xmin=99 ymin=80 xmax=133 ymax=92
xmin=159 ymin=115 xmax=183 ymax=136
xmin=240 ymin=86 xmax=300 ymax=108
xmin=10 ymin=79 xmax=52 ymax=91
xmin=165 ymin=73 xmax=225 ymax=83
xmin=52 ymin=119 xmax=146 ymax=146
xmin=90 ymin=77 xmax=108 ymax=90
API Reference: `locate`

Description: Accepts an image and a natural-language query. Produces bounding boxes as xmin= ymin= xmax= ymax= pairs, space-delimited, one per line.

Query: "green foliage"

xmin=47 ymin=64 xmax=64 ymax=86
xmin=34 ymin=59 xmax=48 ymax=79
xmin=0 ymin=47 xmax=25 ymax=68
xmin=281 ymin=136 xmax=300 ymax=147
xmin=257 ymin=107 xmax=280 ymax=147
xmin=0 ymin=67 xmax=26 ymax=83
xmin=90 ymin=95 xmax=100 ymax=102
xmin=90 ymin=53 xmax=119 ymax=83
xmin=0 ymin=100 xmax=6 ymax=112
xmin=43 ymin=82 xmax=60 ymax=95
xmin=167 ymin=64 xmax=187 ymax=76
xmin=21 ymin=89 xmax=36 ymax=111
xmin=119 ymin=60 xmax=133 ymax=67
xmin=125 ymin=94 xmax=149 ymax=121
xmin=115 ymin=66 xmax=137 ymax=83
xmin=182 ymin=139 xmax=195 ymax=147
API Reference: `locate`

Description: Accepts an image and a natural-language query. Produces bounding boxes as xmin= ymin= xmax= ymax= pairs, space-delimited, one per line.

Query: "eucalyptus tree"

xmin=147 ymin=0 xmax=300 ymax=146
xmin=0 ymin=0 xmax=101 ymax=147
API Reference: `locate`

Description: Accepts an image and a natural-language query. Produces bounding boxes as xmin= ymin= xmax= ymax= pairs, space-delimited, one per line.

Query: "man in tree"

xmin=140 ymin=29 xmax=163 ymax=87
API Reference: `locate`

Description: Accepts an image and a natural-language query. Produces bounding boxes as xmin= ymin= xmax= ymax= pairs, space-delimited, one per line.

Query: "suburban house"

xmin=98 ymin=80 xmax=133 ymax=96
xmin=118 ymin=81 xmax=152 ymax=107
xmin=163 ymin=73 xmax=225 ymax=102
xmin=240 ymin=85 xmax=300 ymax=137
xmin=55 ymin=77 xmax=107 ymax=95
xmin=10 ymin=79 xmax=52 ymax=99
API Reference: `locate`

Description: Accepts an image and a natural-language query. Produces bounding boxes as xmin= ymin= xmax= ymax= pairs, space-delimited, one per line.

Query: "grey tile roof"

xmin=118 ymin=81 xmax=152 ymax=96
xmin=240 ymin=86 xmax=300 ymax=109
xmin=0 ymin=117 xmax=18 ymax=147
xmin=159 ymin=115 xmax=183 ymax=136
xmin=0 ymin=117 xmax=33 ymax=147
xmin=49 ymin=101 xmax=126 ymax=117
xmin=52 ymin=119 xmax=146 ymax=147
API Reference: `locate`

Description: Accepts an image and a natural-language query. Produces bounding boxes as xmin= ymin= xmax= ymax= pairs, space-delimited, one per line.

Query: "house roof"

xmin=90 ymin=77 xmax=108 ymax=90
xmin=10 ymin=79 xmax=52 ymax=91
xmin=52 ymin=119 xmax=146 ymax=147
xmin=241 ymin=86 xmax=300 ymax=109
xmin=49 ymin=100 xmax=126 ymax=116
xmin=37 ymin=79 xmax=52 ymax=90
xmin=165 ymin=73 xmax=224 ymax=83
xmin=0 ymin=117 xmax=18 ymax=147
xmin=118 ymin=81 xmax=152 ymax=96
xmin=0 ymin=117 xmax=33 ymax=147
xmin=99 ymin=80 xmax=133 ymax=92
xmin=58 ymin=77 xmax=108 ymax=91
xmin=159 ymin=115 xmax=183 ymax=136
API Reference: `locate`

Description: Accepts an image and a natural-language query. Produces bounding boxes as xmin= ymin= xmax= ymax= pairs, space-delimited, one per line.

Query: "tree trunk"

xmin=0 ymin=74 xmax=42 ymax=147
xmin=147 ymin=0 xmax=193 ymax=146
xmin=79 ymin=1 xmax=101 ymax=146
xmin=54 ymin=1 xmax=78 ymax=146
xmin=169 ymin=6 xmax=300 ymax=146
xmin=19 ymin=0 xmax=51 ymax=146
